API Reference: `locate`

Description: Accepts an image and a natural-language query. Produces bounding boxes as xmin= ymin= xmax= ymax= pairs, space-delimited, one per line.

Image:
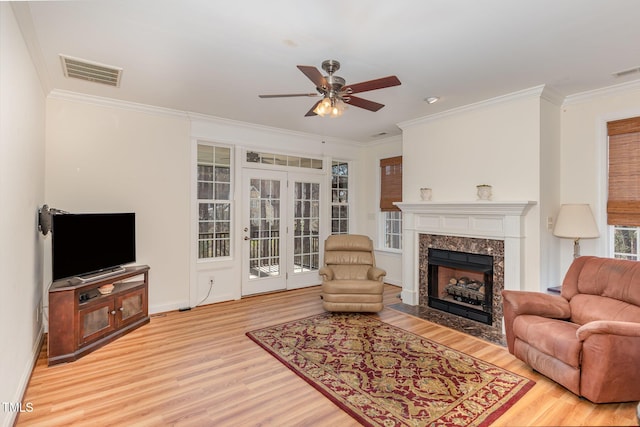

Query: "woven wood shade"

xmin=380 ymin=156 xmax=402 ymax=211
xmin=608 ymin=117 xmax=640 ymax=226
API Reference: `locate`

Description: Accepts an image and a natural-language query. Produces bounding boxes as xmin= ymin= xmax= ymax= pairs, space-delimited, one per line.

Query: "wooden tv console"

xmin=47 ymin=265 xmax=150 ymax=365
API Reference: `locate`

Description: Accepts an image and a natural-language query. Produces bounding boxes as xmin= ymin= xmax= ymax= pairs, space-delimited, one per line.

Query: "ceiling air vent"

xmin=60 ymin=55 xmax=122 ymax=87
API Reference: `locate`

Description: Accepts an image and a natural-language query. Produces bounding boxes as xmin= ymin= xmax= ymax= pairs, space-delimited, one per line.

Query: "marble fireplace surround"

xmin=420 ymin=235 xmax=503 ymax=329
xmin=395 ymin=201 xmax=536 ymax=313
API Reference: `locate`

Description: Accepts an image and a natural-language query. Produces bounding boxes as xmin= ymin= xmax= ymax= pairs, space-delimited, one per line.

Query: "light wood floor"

xmin=18 ymin=285 xmax=638 ymax=426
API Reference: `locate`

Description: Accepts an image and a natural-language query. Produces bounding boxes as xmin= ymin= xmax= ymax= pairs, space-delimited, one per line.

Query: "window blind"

xmin=380 ymin=156 xmax=402 ymax=211
xmin=607 ymin=117 xmax=640 ymax=226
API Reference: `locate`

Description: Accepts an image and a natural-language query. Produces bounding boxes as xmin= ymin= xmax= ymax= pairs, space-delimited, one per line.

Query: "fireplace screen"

xmin=427 ymin=248 xmax=493 ymax=325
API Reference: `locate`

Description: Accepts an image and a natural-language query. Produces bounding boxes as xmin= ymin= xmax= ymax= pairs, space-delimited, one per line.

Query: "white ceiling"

xmin=14 ymin=0 xmax=640 ymax=142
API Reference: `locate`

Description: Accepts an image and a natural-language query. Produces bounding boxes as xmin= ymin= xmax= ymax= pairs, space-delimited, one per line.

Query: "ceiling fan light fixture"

xmin=314 ymin=96 xmax=345 ymax=118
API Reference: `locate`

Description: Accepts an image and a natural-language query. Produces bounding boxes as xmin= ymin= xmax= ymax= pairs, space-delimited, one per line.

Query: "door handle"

xmin=244 ymin=236 xmax=250 ymax=241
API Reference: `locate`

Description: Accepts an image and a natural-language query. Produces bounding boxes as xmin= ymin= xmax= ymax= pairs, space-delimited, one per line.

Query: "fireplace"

xmin=427 ymin=248 xmax=493 ymax=325
xmin=419 ymin=234 xmax=504 ymax=329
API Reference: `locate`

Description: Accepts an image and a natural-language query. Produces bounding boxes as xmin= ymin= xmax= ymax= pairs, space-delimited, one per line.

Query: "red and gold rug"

xmin=246 ymin=313 xmax=534 ymax=427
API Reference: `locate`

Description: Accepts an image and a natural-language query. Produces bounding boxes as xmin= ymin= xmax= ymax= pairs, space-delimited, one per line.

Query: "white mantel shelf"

xmin=395 ymin=201 xmax=536 ymax=216
xmin=395 ymin=200 xmax=537 ymax=305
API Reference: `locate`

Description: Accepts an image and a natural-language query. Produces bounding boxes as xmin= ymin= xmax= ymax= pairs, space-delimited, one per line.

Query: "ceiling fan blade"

xmin=297 ymin=65 xmax=328 ymax=90
xmin=343 ymin=75 xmax=401 ymax=94
xmin=305 ymin=100 xmax=321 ymax=117
xmin=259 ymin=93 xmax=319 ymax=98
xmin=344 ymin=95 xmax=385 ymax=112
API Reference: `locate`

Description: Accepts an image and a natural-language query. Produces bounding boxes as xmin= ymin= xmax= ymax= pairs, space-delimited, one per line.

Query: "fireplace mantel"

xmin=396 ymin=201 xmax=536 ymax=305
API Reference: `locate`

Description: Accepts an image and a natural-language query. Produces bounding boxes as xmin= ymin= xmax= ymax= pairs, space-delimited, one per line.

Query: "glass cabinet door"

xmin=78 ymin=299 xmax=116 ymax=346
xmin=116 ymin=286 xmax=147 ymax=327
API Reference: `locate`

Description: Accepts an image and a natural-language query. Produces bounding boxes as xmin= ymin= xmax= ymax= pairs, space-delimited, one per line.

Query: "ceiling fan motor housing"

xmin=325 ymin=75 xmax=345 ymax=95
xmin=321 ymin=59 xmax=340 ymax=74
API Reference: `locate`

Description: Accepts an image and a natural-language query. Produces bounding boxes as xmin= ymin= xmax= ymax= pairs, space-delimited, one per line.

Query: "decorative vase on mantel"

xmin=476 ymin=184 xmax=492 ymax=201
xmin=420 ymin=188 xmax=432 ymax=201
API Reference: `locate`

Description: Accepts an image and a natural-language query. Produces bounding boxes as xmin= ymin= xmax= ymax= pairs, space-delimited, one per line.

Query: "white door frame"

xmin=241 ymin=168 xmax=326 ymax=295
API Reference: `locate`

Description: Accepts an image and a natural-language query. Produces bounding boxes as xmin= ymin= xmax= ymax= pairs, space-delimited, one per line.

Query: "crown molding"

xmin=398 ymin=85 xmax=547 ymax=129
xmin=47 ymin=90 xmax=363 ymax=147
xmin=563 ymin=78 xmax=640 ymax=106
xmin=540 ymin=85 xmax=565 ymax=106
xmin=48 ymin=89 xmax=189 ymax=119
xmin=187 ymin=111 xmax=363 ymax=147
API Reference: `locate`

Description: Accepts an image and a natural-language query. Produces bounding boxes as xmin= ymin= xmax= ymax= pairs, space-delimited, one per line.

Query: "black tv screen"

xmin=52 ymin=213 xmax=136 ymax=281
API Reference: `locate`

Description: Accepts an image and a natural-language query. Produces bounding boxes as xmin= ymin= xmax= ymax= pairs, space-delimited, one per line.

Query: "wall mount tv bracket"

xmin=38 ymin=204 xmax=69 ymax=235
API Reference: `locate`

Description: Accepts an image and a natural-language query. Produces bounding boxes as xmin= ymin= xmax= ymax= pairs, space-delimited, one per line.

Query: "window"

xmin=607 ymin=116 xmax=640 ymax=260
xmin=380 ymin=156 xmax=402 ymax=250
xmin=197 ymin=144 xmax=231 ymax=259
xmin=384 ymin=211 xmax=402 ymax=250
xmin=612 ymin=226 xmax=639 ymax=260
xmin=246 ymin=151 xmax=323 ymax=169
xmin=331 ymin=160 xmax=349 ymax=234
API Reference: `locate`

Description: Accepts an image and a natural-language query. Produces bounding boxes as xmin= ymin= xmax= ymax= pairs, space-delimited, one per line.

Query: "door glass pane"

xmin=293 ymin=181 xmax=320 ymax=273
xmin=249 ymin=178 xmax=281 ymax=278
xmin=82 ymin=306 xmax=110 ymax=339
xmin=121 ymin=293 xmax=142 ymax=320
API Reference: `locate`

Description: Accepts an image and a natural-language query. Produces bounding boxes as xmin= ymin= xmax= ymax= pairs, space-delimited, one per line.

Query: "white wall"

xmin=399 ymin=87 xmax=561 ymax=292
xmin=560 ymin=82 xmax=640 ymax=274
xmin=44 ymin=102 xmax=367 ymax=311
xmin=0 ymin=5 xmax=46 ymax=426
xmin=539 ymin=97 xmax=562 ymax=286
xmin=356 ymin=135 xmax=403 ymax=285
xmin=45 ymin=97 xmax=192 ymax=313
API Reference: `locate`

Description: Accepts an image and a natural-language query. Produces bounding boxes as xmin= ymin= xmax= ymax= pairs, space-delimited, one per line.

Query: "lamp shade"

xmin=553 ymin=204 xmax=599 ymax=239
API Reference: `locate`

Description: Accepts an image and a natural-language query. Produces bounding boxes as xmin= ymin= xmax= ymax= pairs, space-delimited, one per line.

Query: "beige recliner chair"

xmin=319 ymin=234 xmax=386 ymax=312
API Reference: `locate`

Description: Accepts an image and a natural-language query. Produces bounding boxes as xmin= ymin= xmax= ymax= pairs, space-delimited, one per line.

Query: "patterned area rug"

xmin=246 ymin=313 xmax=534 ymax=427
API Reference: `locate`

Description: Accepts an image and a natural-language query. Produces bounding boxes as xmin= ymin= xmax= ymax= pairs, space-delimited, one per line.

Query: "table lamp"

xmin=553 ymin=204 xmax=599 ymax=258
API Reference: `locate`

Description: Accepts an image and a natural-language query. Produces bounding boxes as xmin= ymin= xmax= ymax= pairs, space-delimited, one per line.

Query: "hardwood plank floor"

xmin=17 ymin=285 xmax=638 ymax=426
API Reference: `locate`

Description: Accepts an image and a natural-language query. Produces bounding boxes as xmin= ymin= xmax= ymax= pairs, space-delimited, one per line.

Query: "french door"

xmin=242 ymin=169 xmax=323 ymax=296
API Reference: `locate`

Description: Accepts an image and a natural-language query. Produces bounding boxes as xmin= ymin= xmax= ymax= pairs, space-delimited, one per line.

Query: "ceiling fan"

xmin=258 ymin=60 xmax=401 ymax=117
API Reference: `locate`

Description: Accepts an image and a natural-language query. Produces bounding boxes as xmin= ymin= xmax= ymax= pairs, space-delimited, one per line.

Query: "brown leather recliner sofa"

xmin=502 ymin=256 xmax=640 ymax=403
xmin=319 ymin=234 xmax=386 ymax=312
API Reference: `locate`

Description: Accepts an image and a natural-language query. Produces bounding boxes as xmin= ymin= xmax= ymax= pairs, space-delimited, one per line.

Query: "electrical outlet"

xmin=547 ymin=216 xmax=554 ymax=231
xmin=209 ymin=276 xmax=215 ymax=286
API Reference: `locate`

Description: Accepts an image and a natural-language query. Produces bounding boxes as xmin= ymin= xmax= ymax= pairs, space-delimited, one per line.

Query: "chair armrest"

xmin=319 ymin=266 xmax=334 ymax=281
xmin=577 ymin=320 xmax=640 ymax=341
xmin=502 ymin=290 xmax=571 ymax=319
xmin=367 ymin=267 xmax=386 ymax=282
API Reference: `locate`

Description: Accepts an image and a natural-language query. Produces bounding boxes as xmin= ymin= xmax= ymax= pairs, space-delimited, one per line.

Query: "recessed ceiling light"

xmin=371 ymin=131 xmax=388 ymax=137
xmin=424 ymin=96 xmax=440 ymax=104
xmin=612 ymin=66 xmax=640 ymax=78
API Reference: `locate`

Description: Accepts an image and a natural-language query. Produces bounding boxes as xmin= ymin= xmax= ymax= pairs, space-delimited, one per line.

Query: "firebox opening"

xmin=427 ymin=248 xmax=493 ymax=325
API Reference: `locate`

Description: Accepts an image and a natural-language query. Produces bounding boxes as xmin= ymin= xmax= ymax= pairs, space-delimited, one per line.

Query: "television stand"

xmin=48 ymin=265 xmax=150 ymax=365
xmin=76 ymin=266 xmax=126 ymax=282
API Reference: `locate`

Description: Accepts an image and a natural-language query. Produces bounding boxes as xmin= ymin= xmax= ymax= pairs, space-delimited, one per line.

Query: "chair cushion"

xmin=570 ymin=294 xmax=640 ymax=325
xmin=322 ymin=279 xmax=384 ymax=295
xmin=563 ymin=256 xmax=640 ymax=307
xmin=328 ymin=265 xmax=372 ymax=281
xmin=325 ymin=234 xmax=373 ymax=252
xmin=512 ymin=315 xmax=582 ymax=368
xmin=325 ymin=251 xmax=374 ymax=268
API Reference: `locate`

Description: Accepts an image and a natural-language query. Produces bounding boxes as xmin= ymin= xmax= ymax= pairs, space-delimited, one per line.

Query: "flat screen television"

xmin=52 ymin=213 xmax=136 ymax=281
